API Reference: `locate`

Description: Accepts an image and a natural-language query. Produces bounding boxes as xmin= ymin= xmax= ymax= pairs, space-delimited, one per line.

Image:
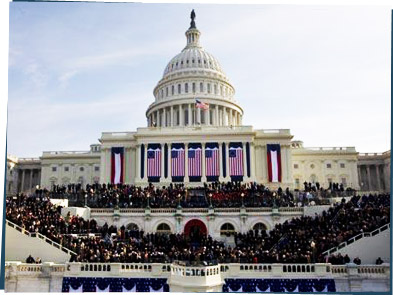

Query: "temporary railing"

xmin=6 ymin=220 xmax=77 ymax=256
xmin=322 ymin=223 xmax=390 ymax=256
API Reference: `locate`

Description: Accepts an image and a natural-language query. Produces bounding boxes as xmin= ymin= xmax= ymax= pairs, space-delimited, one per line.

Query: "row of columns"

xmin=148 ymin=104 xmax=242 ymax=127
xmin=19 ymin=169 xmax=40 ymax=193
xmin=137 ymin=142 xmax=250 ymax=183
xmin=358 ymin=164 xmax=385 ymax=191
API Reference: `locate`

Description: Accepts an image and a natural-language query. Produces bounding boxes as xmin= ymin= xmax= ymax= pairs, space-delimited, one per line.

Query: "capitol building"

xmin=6 ymin=11 xmax=391 ymax=195
xmin=4 ymin=10 xmax=391 ymax=293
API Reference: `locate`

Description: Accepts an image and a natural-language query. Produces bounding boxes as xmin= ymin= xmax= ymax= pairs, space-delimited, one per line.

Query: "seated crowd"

xmin=7 ymin=190 xmax=389 ymax=266
xmin=44 ymin=182 xmax=330 ymax=209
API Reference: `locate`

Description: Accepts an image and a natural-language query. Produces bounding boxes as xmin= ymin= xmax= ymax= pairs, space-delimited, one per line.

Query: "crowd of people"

xmin=45 ymin=182 xmax=328 ymax=209
xmin=7 ymin=189 xmax=390 ymax=265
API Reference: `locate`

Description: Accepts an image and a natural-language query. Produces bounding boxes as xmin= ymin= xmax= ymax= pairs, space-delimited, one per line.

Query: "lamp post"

xmin=272 ymin=192 xmax=278 ymax=209
xmin=241 ymin=192 xmax=245 ymax=208
xmin=146 ymin=193 xmax=150 ymax=209
xmin=209 ymin=193 xmax=213 ymax=209
xmin=84 ymin=194 xmax=88 ymax=207
xmin=177 ymin=193 xmax=182 ymax=209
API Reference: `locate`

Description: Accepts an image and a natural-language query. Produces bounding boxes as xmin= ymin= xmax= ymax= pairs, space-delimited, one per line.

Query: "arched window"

xmin=171 ymin=85 xmax=175 ymax=95
xmin=207 ymin=83 xmax=211 ymax=93
xmin=185 ymin=83 xmax=188 ymax=93
xmin=220 ymin=223 xmax=235 ymax=236
xmin=192 ymin=82 xmax=196 ymax=93
xmin=166 ymin=87 xmax=168 ymax=97
xmin=178 ymin=84 xmax=181 ymax=94
xmin=127 ymin=223 xmax=139 ymax=231
xmin=157 ymin=223 xmax=171 ymax=234
xmin=253 ymin=223 xmax=267 ymax=233
xmin=200 ymin=82 xmax=203 ymax=92
xmin=214 ymin=84 xmax=217 ymax=94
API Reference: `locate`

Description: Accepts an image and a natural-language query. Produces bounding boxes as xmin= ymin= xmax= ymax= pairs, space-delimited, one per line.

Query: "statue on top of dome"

xmin=190 ymin=9 xmax=196 ymax=29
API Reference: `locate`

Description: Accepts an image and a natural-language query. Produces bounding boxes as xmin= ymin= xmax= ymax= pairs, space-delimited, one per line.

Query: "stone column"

xmin=366 ymin=165 xmax=372 ymax=191
xmin=155 ymin=110 xmax=159 ymax=126
xmin=29 ymin=169 xmax=33 ymax=190
xmin=20 ymin=169 xmax=25 ymax=192
xmin=163 ymin=108 xmax=167 ymax=127
xmin=250 ymin=143 xmax=256 ymax=180
xmin=136 ymin=145 xmax=141 ymax=181
xmin=197 ymin=107 xmax=201 ymax=125
xmin=225 ymin=143 xmax=230 ymax=181
xmin=357 ymin=166 xmax=362 ymax=189
xmin=170 ymin=106 xmax=174 ymax=127
xmin=144 ymin=145 xmax=148 ymax=182
xmin=184 ymin=144 xmax=189 ymax=183
xmin=188 ymin=104 xmax=191 ymax=126
xmin=206 ymin=109 xmax=210 ymax=125
xmin=179 ymin=104 xmax=183 ymax=126
xmin=375 ymin=165 xmax=381 ymax=191
xmin=215 ymin=105 xmax=219 ymax=126
xmin=201 ymin=143 xmax=206 ymax=183
xmin=219 ymin=142 xmax=224 ymax=182
xmin=229 ymin=109 xmax=233 ymax=126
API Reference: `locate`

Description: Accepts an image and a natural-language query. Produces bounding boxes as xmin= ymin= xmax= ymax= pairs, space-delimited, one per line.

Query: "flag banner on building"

xmin=147 ymin=143 xmax=161 ymax=182
xmin=111 ymin=147 xmax=124 ymax=184
xmin=267 ymin=144 xmax=282 ymax=182
xmin=222 ymin=278 xmax=336 ymax=293
xmin=195 ymin=98 xmax=209 ymax=110
xmin=229 ymin=142 xmax=244 ymax=181
xmin=205 ymin=142 xmax=219 ymax=182
xmin=171 ymin=143 xmax=185 ymax=182
xmin=188 ymin=143 xmax=202 ymax=182
xmin=62 ymin=277 xmax=170 ymax=292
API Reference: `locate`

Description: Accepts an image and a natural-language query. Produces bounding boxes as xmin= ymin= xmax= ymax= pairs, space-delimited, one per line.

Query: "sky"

xmin=7 ymin=2 xmax=391 ymax=157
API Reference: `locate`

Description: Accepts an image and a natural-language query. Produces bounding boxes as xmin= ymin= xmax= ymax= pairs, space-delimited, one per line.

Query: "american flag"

xmin=147 ymin=148 xmax=161 ymax=177
xmin=229 ymin=147 xmax=243 ymax=176
xmin=188 ymin=147 xmax=202 ymax=177
xmin=195 ymin=99 xmax=209 ymax=110
xmin=171 ymin=147 xmax=185 ymax=177
xmin=205 ymin=147 xmax=219 ymax=177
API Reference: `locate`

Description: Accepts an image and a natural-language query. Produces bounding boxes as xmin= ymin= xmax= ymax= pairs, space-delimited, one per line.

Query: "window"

xmin=340 ymin=163 xmax=346 ymax=168
xmin=207 ymin=83 xmax=211 ymax=93
xmin=342 ymin=178 xmax=347 ymax=185
xmin=166 ymin=87 xmax=168 ymax=97
xmin=171 ymin=85 xmax=174 ymax=95
xmin=200 ymin=82 xmax=203 ymax=92
xmin=310 ymin=164 xmax=315 ymax=169
xmin=185 ymin=83 xmax=188 ymax=93
xmin=127 ymin=223 xmax=139 ymax=231
xmin=295 ymin=178 xmax=300 ymax=188
xmin=64 ymin=167 xmax=69 ymax=172
xmin=294 ymin=164 xmax=299 ymax=169
xmin=178 ymin=84 xmax=181 ymax=94
xmin=52 ymin=167 xmax=57 ymax=172
xmin=253 ymin=223 xmax=267 ymax=232
xmin=80 ymin=167 xmax=84 ymax=172
xmin=220 ymin=223 xmax=235 ymax=236
xmin=328 ymin=178 xmax=333 ymax=184
xmin=326 ymin=163 xmax=332 ymax=169
xmin=94 ymin=166 xmax=99 ymax=172
xmin=214 ymin=84 xmax=217 ymax=94
xmin=192 ymin=83 xmax=196 ymax=93
xmin=157 ymin=223 xmax=171 ymax=234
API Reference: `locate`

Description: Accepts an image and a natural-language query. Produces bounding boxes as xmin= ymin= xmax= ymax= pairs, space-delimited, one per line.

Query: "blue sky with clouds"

xmin=7 ymin=3 xmax=391 ymax=157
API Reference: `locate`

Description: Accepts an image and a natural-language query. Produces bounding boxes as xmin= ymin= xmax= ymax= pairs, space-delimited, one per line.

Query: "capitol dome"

xmin=146 ymin=11 xmax=243 ymax=128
